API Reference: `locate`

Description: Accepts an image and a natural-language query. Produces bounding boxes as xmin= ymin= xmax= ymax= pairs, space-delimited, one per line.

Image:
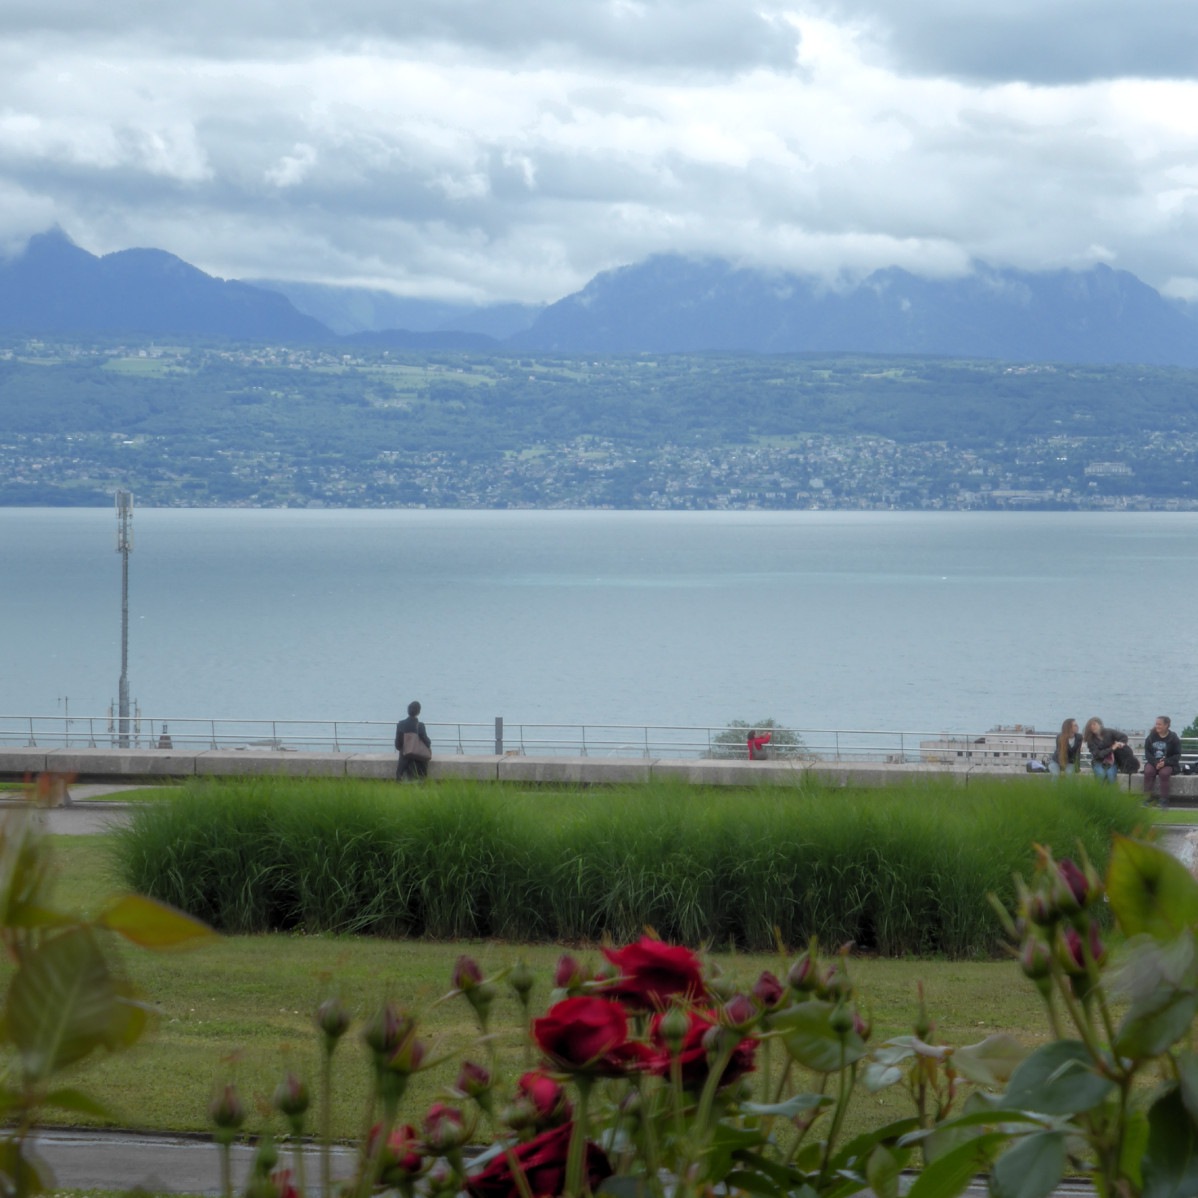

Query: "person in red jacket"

xmin=747 ymin=729 xmax=771 ymax=760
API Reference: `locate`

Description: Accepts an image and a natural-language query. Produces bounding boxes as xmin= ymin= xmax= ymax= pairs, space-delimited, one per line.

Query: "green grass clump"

xmin=111 ymin=775 xmax=1139 ymax=957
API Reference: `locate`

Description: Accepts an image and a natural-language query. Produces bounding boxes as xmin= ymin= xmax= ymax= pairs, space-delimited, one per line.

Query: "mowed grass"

xmin=44 ymin=762 xmax=1150 ymax=1142
xmin=109 ymin=774 xmax=1141 ymax=957
xmin=40 ymin=837 xmax=1052 ymax=1141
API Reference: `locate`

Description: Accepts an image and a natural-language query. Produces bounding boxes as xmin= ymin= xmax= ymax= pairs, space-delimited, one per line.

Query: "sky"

xmin=2 ymin=0 xmax=1197 ymax=306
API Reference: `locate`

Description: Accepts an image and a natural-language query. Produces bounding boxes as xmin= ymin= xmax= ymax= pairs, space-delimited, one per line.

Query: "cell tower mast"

xmin=115 ymin=490 xmax=134 ymax=748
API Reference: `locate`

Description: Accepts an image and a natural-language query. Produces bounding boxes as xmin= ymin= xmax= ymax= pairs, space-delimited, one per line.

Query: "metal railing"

xmin=0 ymin=714 xmax=1105 ymax=766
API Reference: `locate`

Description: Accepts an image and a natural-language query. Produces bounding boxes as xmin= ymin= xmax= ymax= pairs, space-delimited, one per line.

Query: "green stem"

xmin=501 ymin=1139 xmax=536 ymax=1198
xmin=320 ymin=1046 xmax=334 ymax=1198
xmin=819 ymin=1048 xmax=853 ymax=1178
xmin=291 ymin=1132 xmax=308 ymax=1198
xmin=218 ymin=1139 xmax=233 ymax=1198
xmin=565 ymin=1077 xmax=594 ymax=1198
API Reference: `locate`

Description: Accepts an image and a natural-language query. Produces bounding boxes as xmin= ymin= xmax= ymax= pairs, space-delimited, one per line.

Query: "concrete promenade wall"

xmin=2 ymin=745 xmax=1184 ymax=793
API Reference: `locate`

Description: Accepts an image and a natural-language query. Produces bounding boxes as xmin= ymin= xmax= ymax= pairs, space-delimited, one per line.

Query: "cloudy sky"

xmin=2 ymin=0 xmax=1197 ymax=305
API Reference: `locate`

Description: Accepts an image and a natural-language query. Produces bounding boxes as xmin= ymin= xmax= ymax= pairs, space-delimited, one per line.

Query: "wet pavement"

xmin=27 ymin=1128 xmax=356 ymax=1195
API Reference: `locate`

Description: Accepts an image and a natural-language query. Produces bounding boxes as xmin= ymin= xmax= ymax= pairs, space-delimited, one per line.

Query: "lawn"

xmin=35 ymin=835 xmax=1056 ymax=1142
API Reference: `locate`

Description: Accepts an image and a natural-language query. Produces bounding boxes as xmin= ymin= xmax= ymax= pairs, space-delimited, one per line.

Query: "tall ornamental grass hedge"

xmin=111 ymin=775 xmax=1140 ymax=957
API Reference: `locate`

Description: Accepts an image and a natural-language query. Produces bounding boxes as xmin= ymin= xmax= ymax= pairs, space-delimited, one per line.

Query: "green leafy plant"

xmin=0 ymin=789 xmax=215 ymax=1195
xmin=707 ymin=719 xmax=809 ymax=760
xmin=914 ymin=837 xmax=1198 ymax=1198
xmin=212 ymin=936 xmax=1028 ymax=1198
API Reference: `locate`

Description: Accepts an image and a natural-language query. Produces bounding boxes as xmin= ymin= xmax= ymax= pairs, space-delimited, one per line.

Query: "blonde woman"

xmin=1049 ymin=718 xmax=1082 ymax=777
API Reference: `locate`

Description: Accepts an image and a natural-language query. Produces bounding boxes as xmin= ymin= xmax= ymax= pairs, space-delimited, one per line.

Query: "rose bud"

xmin=316 ymin=995 xmax=351 ymax=1046
xmin=1061 ymin=922 xmax=1107 ymax=975
xmin=1026 ymin=886 xmax=1056 ymax=928
xmin=272 ymin=1071 xmax=310 ymax=1122
xmin=852 ymin=1009 xmax=872 ymax=1041
xmin=1050 ymin=869 xmax=1082 ymax=919
xmin=209 ymin=1082 xmax=246 ymax=1136
xmin=828 ymin=1002 xmax=855 ymax=1037
xmin=515 ymin=1071 xmax=571 ymax=1128
xmin=751 ymin=970 xmax=785 ymax=1010
xmin=509 ymin=959 xmax=536 ymax=1003
xmin=554 ymin=953 xmax=587 ymax=991
xmin=719 ymin=994 xmax=759 ymax=1033
xmin=500 ymin=1096 xmax=538 ymax=1134
xmin=452 ymin=955 xmax=484 ymax=993
xmin=362 ymin=1002 xmax=415 ymax=1059
xmin=425 ymin=1160 xmax=460 ymax=1198
xmin=456 ymin=1059 xmax=492 ymax=1102
xmin=1056 ymin=860 xmax=1088 ymax=912
xmin=1019 ymin=935 xmax=1053 ymax=982
xmin=657 ymin=1003 xmax=692 ymax=1058
xmin=423 ymin=1102 xmax=468 ymax=1154
xmin=702 ymin=1022 xmax=735 ymax=1059
xmin=387 ymin=1033 xmax=428 ymax=1076
xmin=366 ymin=1122 xmax=424 ymax=1186
xmin=787 ymin=949 xmax=818 ymax=994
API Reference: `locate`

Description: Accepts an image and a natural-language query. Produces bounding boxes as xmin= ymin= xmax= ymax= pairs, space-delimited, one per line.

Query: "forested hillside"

xmin=2 ymin=338 xmax=1195 ymax=509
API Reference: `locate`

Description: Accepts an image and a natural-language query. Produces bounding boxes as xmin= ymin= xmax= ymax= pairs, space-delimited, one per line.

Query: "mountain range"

xmin=4 ymin=228 xmax=1198 ymax=366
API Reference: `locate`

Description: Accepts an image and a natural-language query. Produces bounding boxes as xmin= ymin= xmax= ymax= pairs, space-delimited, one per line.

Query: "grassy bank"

xmin=110 ymin=774 xmax=1140 ymax=957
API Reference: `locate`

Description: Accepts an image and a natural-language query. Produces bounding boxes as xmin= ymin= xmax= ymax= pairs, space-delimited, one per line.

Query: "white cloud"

xmin=0 ymin=0 xmax=1196 ymax=304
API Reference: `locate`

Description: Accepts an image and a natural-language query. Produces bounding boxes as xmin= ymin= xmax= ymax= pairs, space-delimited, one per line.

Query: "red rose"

xmin=516 ymin=1071 xmax=571 ymax=1128
xmin=466 ymin=1122 xmax=612 ymax=1198
xmin=533 ymin=995 xmax=641 ymax=1076
xmin=269 ymin=1169 xmax=299 ymax=1198
xmin=602 ymin=937 xmax=706 ymax=1011
xmin=648 ymin=1007 xmax=756 ymax=1090
xmin=365 ymin=1122 xmax=424 ymax=1186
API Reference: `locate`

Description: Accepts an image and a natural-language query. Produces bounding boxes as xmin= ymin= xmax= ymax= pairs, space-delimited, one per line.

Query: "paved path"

xmin=27 ymin=1129 xmax=356 ymax=1195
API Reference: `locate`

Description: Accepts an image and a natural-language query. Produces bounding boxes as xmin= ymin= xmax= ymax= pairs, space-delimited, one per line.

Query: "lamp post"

xmin=115 ymin=490 xmax=133 ymax=748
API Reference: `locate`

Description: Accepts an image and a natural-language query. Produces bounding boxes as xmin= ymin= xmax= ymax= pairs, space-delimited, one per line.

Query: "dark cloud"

xmin=0 ymin=0 xmax=801 ymax=75
xmin=819 ymin=0 xmax=1198 ymax=84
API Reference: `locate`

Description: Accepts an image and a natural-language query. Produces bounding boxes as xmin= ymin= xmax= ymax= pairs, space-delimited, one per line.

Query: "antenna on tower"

xmin=115 ymin=490 xmax=134 ymax=748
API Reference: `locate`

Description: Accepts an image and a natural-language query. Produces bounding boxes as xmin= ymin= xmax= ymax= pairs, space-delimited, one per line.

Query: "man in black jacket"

xmin=395 ymin=700 xmax=432 ymax=781
xmin=1143 ymin=715 xmax=1181 ymax=808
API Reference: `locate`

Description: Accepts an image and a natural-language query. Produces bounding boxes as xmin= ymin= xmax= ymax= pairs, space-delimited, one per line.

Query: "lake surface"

xmin=2 ymin=508 xmax=1195 ymax=738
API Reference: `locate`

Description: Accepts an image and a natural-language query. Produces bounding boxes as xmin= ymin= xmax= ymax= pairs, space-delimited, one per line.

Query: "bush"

xmin=707 ymin=719 xmax=808 ymax=759
xmin=111 ymin=775 xmax=1138 ymax=958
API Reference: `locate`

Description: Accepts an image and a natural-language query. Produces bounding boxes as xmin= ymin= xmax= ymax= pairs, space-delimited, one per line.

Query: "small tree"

xmin=707 ymin=718 xmax=808 ymax=760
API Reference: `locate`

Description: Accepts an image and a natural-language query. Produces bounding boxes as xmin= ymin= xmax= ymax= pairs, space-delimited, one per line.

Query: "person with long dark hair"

xmin=1049 ymin=717 xmax=1082 ymax=777
xmin=1083 ymin=716 xmax=1127 ymax=784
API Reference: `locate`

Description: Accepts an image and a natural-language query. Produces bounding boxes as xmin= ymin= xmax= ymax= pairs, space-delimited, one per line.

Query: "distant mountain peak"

xmin=0 ymin=228 xmax=330 ymax=342
xmin=510 ymin=254 xmax=1198 ymax=365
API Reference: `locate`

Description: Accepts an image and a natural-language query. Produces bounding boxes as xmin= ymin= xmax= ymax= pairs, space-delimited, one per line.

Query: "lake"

xmin=2 ymin=508 xmax=1194 ymax=742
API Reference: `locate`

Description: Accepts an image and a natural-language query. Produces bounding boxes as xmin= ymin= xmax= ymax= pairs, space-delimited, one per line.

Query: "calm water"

xmin=2 ymin=508 xmax=1195 ymax=736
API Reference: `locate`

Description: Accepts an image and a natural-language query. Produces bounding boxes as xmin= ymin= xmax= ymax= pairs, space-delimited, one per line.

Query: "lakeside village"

xmin=4 ymin=338 xmax=1198 ymax=511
